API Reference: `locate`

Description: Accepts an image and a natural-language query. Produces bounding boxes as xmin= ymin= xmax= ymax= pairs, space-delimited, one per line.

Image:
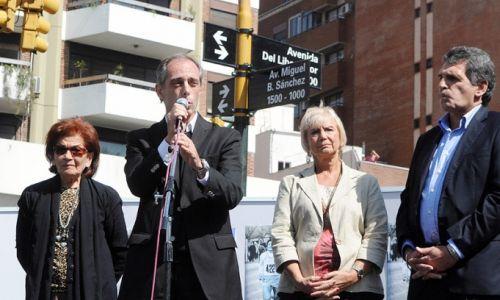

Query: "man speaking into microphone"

xmin=118 ymin=54 xmax=243 ymax=300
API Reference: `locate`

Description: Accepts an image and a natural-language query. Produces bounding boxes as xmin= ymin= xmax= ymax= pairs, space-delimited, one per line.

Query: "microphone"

xmin=175 ymin=98 xmax=189 ymax=131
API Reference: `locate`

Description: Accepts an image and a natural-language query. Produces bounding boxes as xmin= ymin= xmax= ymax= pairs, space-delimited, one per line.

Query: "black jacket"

xmin=396 ymin=106 xmax=500 ymax=295
xmin=16 ymin=176 xmax=128 ymax=300
xmin=118 ymin=116 xmax=243 ymax=300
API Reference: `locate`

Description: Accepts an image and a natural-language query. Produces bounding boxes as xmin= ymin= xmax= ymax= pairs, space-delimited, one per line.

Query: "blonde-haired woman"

xmin=272 ymin=106 xmax=387 ymax=300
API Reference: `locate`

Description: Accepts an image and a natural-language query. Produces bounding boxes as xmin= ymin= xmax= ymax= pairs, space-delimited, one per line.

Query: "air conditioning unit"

xmin=33 ymin=76 xmax=41 ymax=95
xmin=338 ymin=3 xmax=353 ymax=18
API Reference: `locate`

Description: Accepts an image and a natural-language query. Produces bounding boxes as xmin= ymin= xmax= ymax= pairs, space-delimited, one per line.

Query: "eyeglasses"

xmin=53 ymin=145 xmax=88 ymax=157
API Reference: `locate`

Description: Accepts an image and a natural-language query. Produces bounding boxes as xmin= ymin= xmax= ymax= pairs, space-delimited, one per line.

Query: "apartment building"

xmin=0 ymin=0 xmax=260 ymax=149
xmin=259 ymin=0 xmax=500 ymax=167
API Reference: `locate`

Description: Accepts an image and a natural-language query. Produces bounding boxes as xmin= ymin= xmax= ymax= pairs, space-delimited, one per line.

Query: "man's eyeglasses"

xmin=53 ymin=145 xmax=88 ymax=157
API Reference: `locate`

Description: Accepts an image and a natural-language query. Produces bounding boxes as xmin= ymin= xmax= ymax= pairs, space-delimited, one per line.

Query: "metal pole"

xmin=234 ymin=0 xmax=252 ymax=195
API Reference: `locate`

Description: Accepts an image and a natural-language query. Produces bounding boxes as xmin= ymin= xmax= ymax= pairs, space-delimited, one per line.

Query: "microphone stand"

xmin=151 ymin=123 xmax=183 ymax=300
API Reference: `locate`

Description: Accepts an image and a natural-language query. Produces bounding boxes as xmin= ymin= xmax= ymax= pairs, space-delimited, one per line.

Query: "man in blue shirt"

xmin=397 ymin=46 xmax=499 ymax=299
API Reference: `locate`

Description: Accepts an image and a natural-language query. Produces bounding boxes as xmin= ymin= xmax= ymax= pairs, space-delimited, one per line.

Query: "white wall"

xmin=63 ymin=4 xmax=195 ymax=59
xmin=253 ymin=130 xmax=308 ymax=177
xmin=4 ymin=137 xmax=402 ymax=299
xmin=60 ymin=83 xmax=164 ymax=131
xmin=219 ymin=0 xmax=260 ymax=9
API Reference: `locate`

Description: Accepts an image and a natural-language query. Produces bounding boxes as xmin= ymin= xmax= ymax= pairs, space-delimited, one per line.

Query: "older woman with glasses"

xmin=272 ymin=106 xmax=388 ymax=300
xmin=16 ymin=118 xmax=128 ymax=300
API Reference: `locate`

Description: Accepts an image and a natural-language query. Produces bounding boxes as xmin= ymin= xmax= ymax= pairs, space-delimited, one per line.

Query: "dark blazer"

xmin=396 ymin=106 xmax=500 ymax=295
xmin=118 ymin=116 xmax=243 ymax=300
xmin=16 ymin=176 xmax=128 ymax=300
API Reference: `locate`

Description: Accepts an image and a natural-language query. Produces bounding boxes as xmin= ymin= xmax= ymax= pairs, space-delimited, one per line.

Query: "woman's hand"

xmin=309 ymin=270 xmax=358 ymax=298
xmin=283 ymin=261 xmax=321 ymax=294
xmin=292 ymin=275 xmax=321 ymax=294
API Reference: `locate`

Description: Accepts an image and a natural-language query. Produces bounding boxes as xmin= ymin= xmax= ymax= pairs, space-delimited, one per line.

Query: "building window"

xmin=426 ymin=58 xmax=432 ymax=69
xmin=413 ymin=118 xmax=420 ymax=129
xmin=302 ymin=11 xmax=321 ymax=31
xmin=327 ymin=8 xmax=338 ymax=22
xmin=425 ymin=114 xmax=432 ymax=125
xmin=288 ymin=11 xmax=321 ymax=38
xmin=325 ymin=49 xmax=344 ymax=64
xmin=68 ymin=43 xmax=159 ymax=82
xmin=325 ymin=92 xmax=344 ymax=107
xmin=273 ymin=29 xmax=287 ymax=42
xmin=426 ymin=2 xmax=433 ymax=13
xmin=278 ymin=161 xmax=291 ymax=171
xmin=0 ymin=34 xmax=21 ymax=59
xmin=210 ymin=8 xmax=237 ymax=29
xmin=99 ymin=141 xmax=126 ymax=157
xmin=289 ymin=14 xmax=302 ymax=37
xmin=95 ymin=127 xmax=127 ymax=157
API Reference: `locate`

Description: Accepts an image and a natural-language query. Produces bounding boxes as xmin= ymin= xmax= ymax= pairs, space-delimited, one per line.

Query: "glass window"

xmin=99 ymin=141 xmax=126 ymax=157
xmin=0 ymin=34 xmax=21 ymax=59
xmin=289 ymin=11 xmax=321 ymax=38
xmin=278 ymin=161 xmax=291 ymax=171
xmin=273 ymin=29 xmax=287 ymax=42
xmin=95 ymin=126 xmax=127 ymax=157
xmin=210 ymin=8 xmax=237 ymax=29
xmin=327 ymin=8 xmax=338 ymax=22
xmin=325 ymin=93 xmax=344 ymax=107
xmin=289 ymin=14 xmax=301 ymax=37
xmin=68 ymin=42 xmax=159 ymax=82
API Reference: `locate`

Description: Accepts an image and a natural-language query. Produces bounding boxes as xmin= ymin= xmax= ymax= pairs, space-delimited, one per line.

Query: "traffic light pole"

xmin=234 ymin=0 xmax=251 ymax=196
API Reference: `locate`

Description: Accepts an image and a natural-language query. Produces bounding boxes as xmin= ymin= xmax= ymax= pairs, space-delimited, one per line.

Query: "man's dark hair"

xmin=443 ymin=46 xmax=496 ymax=106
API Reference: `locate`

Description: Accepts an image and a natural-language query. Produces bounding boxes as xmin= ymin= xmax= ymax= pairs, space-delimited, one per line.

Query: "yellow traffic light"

xmin=0 ymin=0 xmax=19 ymax=33
xmin=20 ymin=0 xmax=59 ymax=53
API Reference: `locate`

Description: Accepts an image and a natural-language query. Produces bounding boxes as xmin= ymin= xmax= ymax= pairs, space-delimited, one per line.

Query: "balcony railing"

xmin=63 ymin=0 xmax=196 ymax=59
xmin=64 ymin=73 xmax=155 ymax=90
xmin=61 ymin=73 xmax=162 ymax=130
xmin=66 ymin=0 xmax=194 ymax=21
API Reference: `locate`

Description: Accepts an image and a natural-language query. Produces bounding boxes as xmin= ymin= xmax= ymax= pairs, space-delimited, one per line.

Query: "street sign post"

xmin=212 ymin=78 xmax=235 ymax=116
xmin=249 ymin=60 xmax=310 ymax=111
xmin=203 ymin=23 xmax=321 ymax=89
xmin=203 ymin=22 xmax=237 ymax=67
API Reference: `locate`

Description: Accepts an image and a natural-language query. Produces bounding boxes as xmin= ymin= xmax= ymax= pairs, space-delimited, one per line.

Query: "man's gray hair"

xmin=443 ymin=46 xmax=496 ymax=106
xmin=155 ymin=54 xmax=204 ymax=85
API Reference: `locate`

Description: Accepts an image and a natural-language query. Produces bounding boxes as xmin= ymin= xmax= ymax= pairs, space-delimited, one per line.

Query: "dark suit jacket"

xmin=118 ymin=116 xmax=243 ymax=300
xmin=396 ymin=106 xmax=500 ymax=295
xmin=16 ymin=176 xmax=128 ymax=300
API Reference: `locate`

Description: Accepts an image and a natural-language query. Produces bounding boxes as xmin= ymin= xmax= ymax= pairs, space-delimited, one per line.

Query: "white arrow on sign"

xmin=218 ymin=99 xmax=228 ymax=114
xmin=214 ymin=45 xmax=229 ymax=60
xmin=219 ymin=84 xmax=229 ymax=99
xmin=213 ymin=30 xmax=227 ymax=45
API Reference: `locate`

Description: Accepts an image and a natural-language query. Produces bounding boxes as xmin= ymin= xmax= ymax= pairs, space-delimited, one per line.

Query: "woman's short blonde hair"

xmin=299 ymin=106 xmax=347 ymax=155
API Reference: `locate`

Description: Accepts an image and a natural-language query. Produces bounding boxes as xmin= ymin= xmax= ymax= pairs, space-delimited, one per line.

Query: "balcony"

xmin=63 ymin=0 xmax=196 ymax=59
xmin=0 ymin=58 xmax=31 ymax=115
xmin=60 ymin=74 xmax=164 ymax=131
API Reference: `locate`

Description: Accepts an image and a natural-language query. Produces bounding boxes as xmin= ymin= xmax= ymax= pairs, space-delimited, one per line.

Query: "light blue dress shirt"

xmin=402 ymin=105 xmax=481 ymax=259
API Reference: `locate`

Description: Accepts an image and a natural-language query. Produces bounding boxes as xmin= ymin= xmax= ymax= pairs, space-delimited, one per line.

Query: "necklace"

xmin=51 ymin=187 xmax=79 ymax=291
xmin=59 ymin=187 xmax=79 ymax=228
xmin=55 ymin=187 xmax=79 ymax=245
